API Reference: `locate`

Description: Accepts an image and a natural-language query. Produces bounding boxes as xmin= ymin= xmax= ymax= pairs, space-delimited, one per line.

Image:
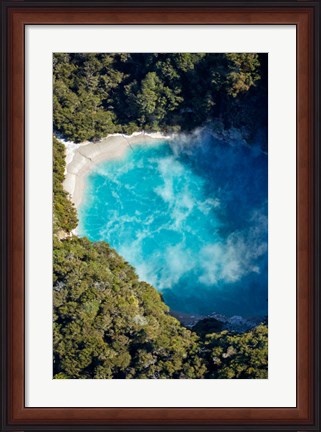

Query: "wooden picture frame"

xmin=1 ymin=1 xmax=320 ymax=430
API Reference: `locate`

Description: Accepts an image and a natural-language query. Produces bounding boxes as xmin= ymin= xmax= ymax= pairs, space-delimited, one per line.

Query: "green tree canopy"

xmin=53 ymin=53 xmax=267 ymax=141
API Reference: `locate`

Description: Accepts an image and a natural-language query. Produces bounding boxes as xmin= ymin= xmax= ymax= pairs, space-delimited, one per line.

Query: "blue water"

xmin=78 ymin=130 xmax=268 ymax=318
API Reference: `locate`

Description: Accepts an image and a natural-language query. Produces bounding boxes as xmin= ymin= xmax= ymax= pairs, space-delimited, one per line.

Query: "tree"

xmin=135 ymin=72 xmax=182 ymax=129
xmin=225 ymin=53 xmax=261 ymax=97
xmin=53 ymin=137 xmax=78 ymax=234
xmin=202 ymin=324 xmax=268 ymax=379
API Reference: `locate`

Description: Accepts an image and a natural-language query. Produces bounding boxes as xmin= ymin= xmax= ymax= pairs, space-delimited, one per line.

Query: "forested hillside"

xmin=53 ymin=53 xmax=267 ymax=143
xmin=53 ymin=137 xmax=268 ymax=379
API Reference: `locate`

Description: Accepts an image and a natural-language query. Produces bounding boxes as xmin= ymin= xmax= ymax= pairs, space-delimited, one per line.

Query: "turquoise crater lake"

xmin=78 ymin=130 xmax=268 ymax=318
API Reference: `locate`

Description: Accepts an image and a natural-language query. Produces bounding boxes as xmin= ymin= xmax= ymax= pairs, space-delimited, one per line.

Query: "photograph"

xmin=52 ymin=52 xmax=268 ymax=379
xmin=3 ymin=1 xmax=319 ymax=428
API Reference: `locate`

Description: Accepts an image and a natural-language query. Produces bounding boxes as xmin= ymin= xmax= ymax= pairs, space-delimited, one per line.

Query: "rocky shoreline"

xmin=171 ymin=310 xmax=267 ymax=333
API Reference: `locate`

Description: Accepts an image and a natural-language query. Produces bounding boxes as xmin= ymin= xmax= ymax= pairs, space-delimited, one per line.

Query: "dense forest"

xmin=53 ymin=53 xmax=268 ymax=379
xmin=54 ymin=53 xmax=267 ymax=144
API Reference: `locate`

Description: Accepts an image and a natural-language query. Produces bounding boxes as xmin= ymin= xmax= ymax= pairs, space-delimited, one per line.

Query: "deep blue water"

xmin=78 ymin=130 xmax=268 ymax=318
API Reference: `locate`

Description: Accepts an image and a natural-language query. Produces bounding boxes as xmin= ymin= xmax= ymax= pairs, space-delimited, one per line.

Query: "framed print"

xmin=1 ymin=1 xmax=320 ymax=430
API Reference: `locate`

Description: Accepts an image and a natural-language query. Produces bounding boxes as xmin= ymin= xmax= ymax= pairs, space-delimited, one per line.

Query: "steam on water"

xmin=78 ymin=129 xmax=268 ymax=318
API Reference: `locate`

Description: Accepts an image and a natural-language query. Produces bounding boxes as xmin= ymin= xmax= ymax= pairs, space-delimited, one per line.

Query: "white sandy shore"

xmin=62 ymin=132 xmax=173 ymax=208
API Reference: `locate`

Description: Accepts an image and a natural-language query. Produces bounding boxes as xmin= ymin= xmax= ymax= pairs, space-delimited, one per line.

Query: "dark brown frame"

xmin=0 ymin=1 xmax=320 ymax=431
